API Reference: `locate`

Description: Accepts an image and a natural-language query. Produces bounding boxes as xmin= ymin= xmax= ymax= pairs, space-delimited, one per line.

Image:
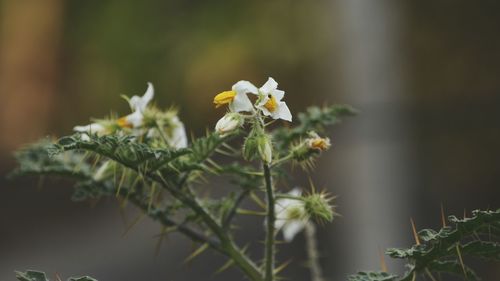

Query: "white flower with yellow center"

xmin=275 ymin=188 xmax=308 ymax=242
xmin=213 ymin=81 xmax=256 ymax=112
xmin=117 ymin=82 xmax=154 ymax=128
xmin=255 ymin=77 xmax=292 ymax=122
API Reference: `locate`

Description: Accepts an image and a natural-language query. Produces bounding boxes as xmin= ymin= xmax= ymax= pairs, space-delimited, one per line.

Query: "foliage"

xmin=16 ymin=271 xmax=96 ymax=281
xmin=349 ymin=209 xmax=500 ymax=281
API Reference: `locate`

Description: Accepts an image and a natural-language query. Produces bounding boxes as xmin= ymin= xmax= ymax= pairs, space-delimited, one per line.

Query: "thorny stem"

xmin=152 ymin=172 xmax=264 ymax=281
xmin=305 ymin=223 xmax=326 ymax=281
xmin=263 ymin=162 xmax=276 ymax=281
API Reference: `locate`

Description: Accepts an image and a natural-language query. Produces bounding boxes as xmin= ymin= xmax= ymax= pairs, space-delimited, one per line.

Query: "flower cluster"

xmin=213 ymin=77 xmax=292 ymax=134
xmin=74 ymin=83 xmax=187 ymax=149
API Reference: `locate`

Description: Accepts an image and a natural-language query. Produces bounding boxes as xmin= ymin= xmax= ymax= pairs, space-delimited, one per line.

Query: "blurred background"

xmin=1 ymin=0 xmax=500 ymax=280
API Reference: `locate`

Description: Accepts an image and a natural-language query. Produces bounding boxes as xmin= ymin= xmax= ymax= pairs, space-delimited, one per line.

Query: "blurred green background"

xmin=1 ymin=1 xmax=500 ymax=280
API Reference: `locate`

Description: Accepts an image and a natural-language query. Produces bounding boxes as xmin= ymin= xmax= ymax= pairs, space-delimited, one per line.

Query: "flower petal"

xmin=229 ymin=92 xmax=253 ymax=112
xmin=125 ymin=111 xmax=144 ymax=127
xmin=169 ymin=117 xmax=188 ymax=149
xmin=282 ymin=220 xmax=306 ymax=242
xmin=272 ymin=89 xmax=285 ymax=102
xmin=232 ymin=80 xmax=258 ymax=95
xmin=129 ymin=82 xmax=154 ymax=112
xmin=73 ymin=123 xmax=105 ymax=134
xmin=273 ymin=102 xmax=292 ymax=122
xmin=259 ymin=77 xmax=278 ymax=94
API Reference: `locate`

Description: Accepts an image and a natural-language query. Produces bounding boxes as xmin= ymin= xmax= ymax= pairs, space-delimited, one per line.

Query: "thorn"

xmin=410 ymin=218 xmax=420 ymax=245
xmin=440 ymin=203 xmax=447 ymax=228
xmin=154 ymin=226 xmax=167 ymax=257
xmin=55 ymin=273 xmax=62 ymax=281
xmin=411 ymin=272 xmax=416 ymax=281
xmin=456 ymin=244 xmax=467 ymax=278
xmin=425 ymin=268 xmax=438 ymax=281
xmin=184 ymin=243 xmax=209 ymax=263
xmin=378 ymin=246 xmax=387 ymax=272
xmin=464 ymin=209 xmax=467 ymax=219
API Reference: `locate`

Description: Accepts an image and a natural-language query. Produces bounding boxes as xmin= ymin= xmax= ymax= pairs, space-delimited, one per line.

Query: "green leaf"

xmin=15 ymin=271 xmax=49 ymax=281
xmin=68 ymin=277 xmax=98 ymax=281
xmin=348 ymin=272 xmax=398 ymax=281
xmin=51 ymin=134 xmax=190 ymax=173
xmin=427 ymin=260 xmax=480 ymax=280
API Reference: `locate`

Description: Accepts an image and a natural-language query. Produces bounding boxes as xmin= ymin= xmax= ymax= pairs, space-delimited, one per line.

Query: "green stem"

xmin=263 ymin=162 xmax=275 ymax=281
xmin=305 ymin=223 xmax=326 ymax=281
xmin=153 ymin=172 xmax=264 ymax=281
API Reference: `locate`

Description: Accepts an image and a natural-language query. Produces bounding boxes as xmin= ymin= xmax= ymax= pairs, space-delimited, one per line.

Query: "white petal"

xmin=169 ymin=117 xmax=188 ymax=149
xmin=73 ymin=123 xmax=105 ymax=134
xmin=259 ymin=77 xmax=278 ymax=94
xmin=229 ymin=92 xmax=253 ymax=112
xmin=282 ymin=220 xmax=306 ymax=242
xmin=129 ymin=82 xmax=154 ymax=112
xmin=272 ymin=102 xmax=292 ymax=122
xmin=125 ymin=111 xmax=144 ymax=127
xmin=232 ymin=80 xmax=258 ymax=95
xmin=272 ymin=90 xmax=285 ymax=102
xmin=274 ymin=218 xmax=287 ymax=232
xmin=288 ymin=188 xmax=302 ymax=197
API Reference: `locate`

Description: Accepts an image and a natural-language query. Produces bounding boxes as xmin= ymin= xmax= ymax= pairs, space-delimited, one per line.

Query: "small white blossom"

xmin=275 ymin=188 xmax=308 ymax=242
xmin=215 ymin=113 xmax=243 ymax=135
xmin=118 ymin=82 xmax=154 ymax=128
xmin=255 ymin=77 xmax=292 ymax=122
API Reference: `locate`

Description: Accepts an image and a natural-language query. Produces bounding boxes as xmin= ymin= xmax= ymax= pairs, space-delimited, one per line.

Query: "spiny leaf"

xmin=16 ymin=271 xmax=49 ymax=281
xmin=51 ymin=134 xmax=190 ymax=173
xmin=427 ymin=260 xmax=479 ymax=281
xmin=348 ymin=272 xmax=398 ymax=281
xmin=68 ymin=277 xmax=98 ymax=281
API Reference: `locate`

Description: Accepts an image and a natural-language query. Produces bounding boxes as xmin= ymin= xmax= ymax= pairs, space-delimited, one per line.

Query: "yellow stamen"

xmin=117 ymin=116 xmax=133 ymax=128
xmin=264 ymin=95 xmax=277 ymax=112
xmin=214 ymin=91 xmax=236 ymax=108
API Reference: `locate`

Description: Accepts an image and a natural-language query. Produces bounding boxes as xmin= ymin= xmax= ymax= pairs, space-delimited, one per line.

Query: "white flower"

xmin=168 ymin=116 xmax=188 ymax=149
xmin=275 ymin=188 xmax=308 ymax=242
xmin=73 ymin=123 xmax=106 ymax=141
xmin=215 ymin=113 xmax=243 ymax=135
xmin=255 ymin=77 xmax=292 ymax=122
xmin=118 ymin=82 xmax=154 ymax=128
xmin=213 ymin=80 xmax=256 ymax=112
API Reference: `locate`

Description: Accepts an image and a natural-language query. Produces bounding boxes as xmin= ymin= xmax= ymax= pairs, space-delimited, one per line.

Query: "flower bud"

xmin=243 ymin=135 xmax=259 ymax=161
xmin=215 ymin=113 xmax=243 ymax=136
xmin=257 ymin=135 xmax=273 ymax=164
xmin=303 ymin=191 xmax=336 ymax=223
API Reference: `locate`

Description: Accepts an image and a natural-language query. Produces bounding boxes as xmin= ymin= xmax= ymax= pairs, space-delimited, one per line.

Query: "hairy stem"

xmin=263 ymin=163 xmax=276 ymax=281
xmin=305 ymin=223 xmax=326 ymax=281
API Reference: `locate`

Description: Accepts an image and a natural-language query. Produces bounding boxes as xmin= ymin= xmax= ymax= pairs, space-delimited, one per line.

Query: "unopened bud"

xmin=257 ymin=135 xmax=273 ymax=164
xmin=303 ymin=191 xmax=336 ymax=223
xmin=215 ymin=113 xmax=243 ymax=136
